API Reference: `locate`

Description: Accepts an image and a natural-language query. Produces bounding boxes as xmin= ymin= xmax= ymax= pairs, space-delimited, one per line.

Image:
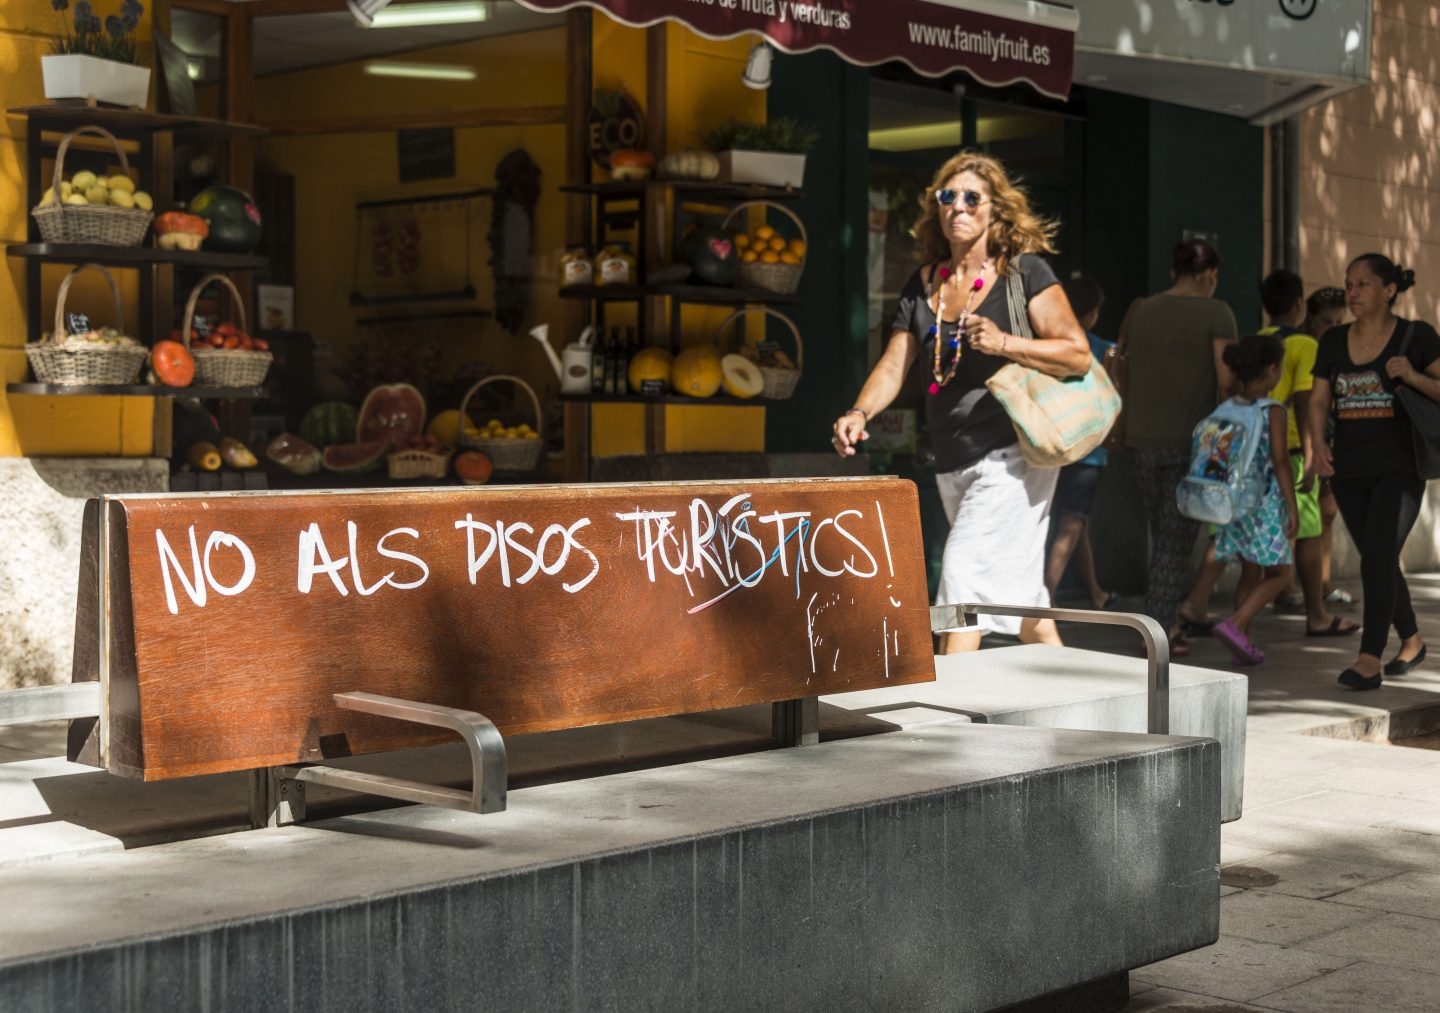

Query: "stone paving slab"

xmin=1251 ymin=960 xmax=1440 ymax=1013
xmin=1109 ymin=581 xmax=1440 ymax=1013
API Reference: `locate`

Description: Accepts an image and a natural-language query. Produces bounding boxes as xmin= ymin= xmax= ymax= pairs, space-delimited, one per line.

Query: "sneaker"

xmin=1325 ymin=588 xmax=1356 ymax=606
xmin=1273 ymin=591 xmax=1305 ymax=614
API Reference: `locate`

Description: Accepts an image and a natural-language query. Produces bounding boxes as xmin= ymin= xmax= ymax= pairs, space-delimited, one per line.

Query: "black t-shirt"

xmin=891 ymin=253 xmax=1059 ymax=472
xmin=1312 ymin=318 xmax=1440 ymax=478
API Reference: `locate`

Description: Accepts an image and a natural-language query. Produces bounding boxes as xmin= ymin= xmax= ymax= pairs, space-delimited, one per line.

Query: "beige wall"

xmin=1299 ymin=0 xmax=1440 ymax=575
xmin=1299 ymin=0 xmax=1440 ymax=320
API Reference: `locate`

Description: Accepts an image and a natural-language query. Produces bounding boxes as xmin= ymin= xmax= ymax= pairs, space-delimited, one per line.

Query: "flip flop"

xmin=1213 ymin=619 xmax=1264 ymax=666
xmin=1305 ymin=616 xmax=1361 ymax=637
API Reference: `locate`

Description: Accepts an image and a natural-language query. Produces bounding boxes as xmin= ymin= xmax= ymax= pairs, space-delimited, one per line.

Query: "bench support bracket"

xmin=252 ymin=691 xmax=508 ymax=828
xmin=772 ymin=696 xmax=819 ymax=746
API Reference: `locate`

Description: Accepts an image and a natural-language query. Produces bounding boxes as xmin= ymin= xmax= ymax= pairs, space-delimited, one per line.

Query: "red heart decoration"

xmin=709 ymin=238 xmax=733 ymax=259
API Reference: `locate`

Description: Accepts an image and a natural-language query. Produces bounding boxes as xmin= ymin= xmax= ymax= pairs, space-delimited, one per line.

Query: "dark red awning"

xmin=514 ymin=0 xmax=1077 ymax=100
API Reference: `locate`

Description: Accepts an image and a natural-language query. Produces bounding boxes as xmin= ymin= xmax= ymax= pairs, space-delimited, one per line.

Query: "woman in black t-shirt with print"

xmin=1307 ymin=254 xmax=1440 ymax=690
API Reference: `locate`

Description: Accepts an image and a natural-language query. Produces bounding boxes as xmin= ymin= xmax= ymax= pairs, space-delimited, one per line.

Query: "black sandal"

xmin=1177 ymin=615 xmax=1215 ymax=637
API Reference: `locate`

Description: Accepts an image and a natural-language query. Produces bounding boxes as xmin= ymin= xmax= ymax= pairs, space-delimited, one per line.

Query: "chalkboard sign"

xmin=398 ymin=128 xmax=456 ymax=183
xmin=153 ymin=31 xmax=197 ymax=116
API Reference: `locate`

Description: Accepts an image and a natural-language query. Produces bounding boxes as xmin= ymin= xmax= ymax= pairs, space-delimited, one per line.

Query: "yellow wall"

xmin=254 ymin=28 xmax=569 ymax=421
xmin=589 ymin=21 xmax=767 ymax=457
xmin=0 ymin=0 xmax=155 ymax=456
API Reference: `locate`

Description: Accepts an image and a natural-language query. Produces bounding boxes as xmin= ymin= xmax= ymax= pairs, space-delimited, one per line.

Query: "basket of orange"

xmin=457 ymin=374 xmax=544 ymax=472
xmin=724 ymin=201 xmax=807 ymax=295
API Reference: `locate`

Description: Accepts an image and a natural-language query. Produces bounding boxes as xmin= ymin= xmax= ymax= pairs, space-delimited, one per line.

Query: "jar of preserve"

xmin=560 ymin=247 xmax=593 ymax=287
xmin=594 ymin=244 xmax=636 ymax=286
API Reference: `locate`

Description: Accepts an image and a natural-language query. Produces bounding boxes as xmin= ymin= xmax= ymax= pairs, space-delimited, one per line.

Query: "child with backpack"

xmin=1176 ymin=333 xmax=1298 ymax=664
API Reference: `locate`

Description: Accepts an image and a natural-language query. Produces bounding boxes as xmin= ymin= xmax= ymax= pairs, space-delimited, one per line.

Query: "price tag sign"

xmin=640 ymin=379 xmax=667 ymax=397
xmin=66 ymin=313 xmax=91 ymax=336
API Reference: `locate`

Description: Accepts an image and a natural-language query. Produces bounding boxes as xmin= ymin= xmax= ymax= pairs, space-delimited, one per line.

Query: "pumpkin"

xmin=609 ymin=149 xmax=655 ymax=181
xmin=153 ymin=211 xmax=209 ymax=251
xmin=659 ymin=150 xmax=721 ymax=181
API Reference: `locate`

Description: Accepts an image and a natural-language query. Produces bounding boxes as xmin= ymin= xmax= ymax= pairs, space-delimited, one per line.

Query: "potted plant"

xmin=702 ymin=117 xmax=819 ymax=189
xmin=42 ymin=0 xmax=151 ymax=108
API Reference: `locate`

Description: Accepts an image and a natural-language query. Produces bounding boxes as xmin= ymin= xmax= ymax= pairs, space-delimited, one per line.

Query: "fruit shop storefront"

xmin=0 ymin=0 xmax=1079 ymax=688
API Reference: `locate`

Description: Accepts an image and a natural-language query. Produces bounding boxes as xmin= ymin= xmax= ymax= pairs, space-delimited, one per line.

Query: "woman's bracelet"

xmin=844 ymin=407 xmax=868 ymax=422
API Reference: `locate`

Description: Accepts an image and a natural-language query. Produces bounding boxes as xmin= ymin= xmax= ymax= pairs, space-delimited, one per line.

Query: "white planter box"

xmin=41 ymin=55 xmax=151 ymax=108
xmin=718 ymin=150 xmax=807 ymax=189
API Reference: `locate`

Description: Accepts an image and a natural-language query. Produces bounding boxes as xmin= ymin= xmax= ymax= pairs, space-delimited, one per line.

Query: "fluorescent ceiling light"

xmin=365 ymin=61 xmax=477 ymax=80
xmin=367 ymin=1 xmax=489 ymax=28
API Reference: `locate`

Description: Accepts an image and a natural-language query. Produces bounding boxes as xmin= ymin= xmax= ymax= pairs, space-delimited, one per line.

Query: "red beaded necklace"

xmin=928 ymin=262 xmax=989 ymax=395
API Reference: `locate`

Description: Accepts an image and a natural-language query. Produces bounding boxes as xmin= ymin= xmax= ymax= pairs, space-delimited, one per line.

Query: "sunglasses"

xmin=935 ymin=188 xmax=988 ymax=210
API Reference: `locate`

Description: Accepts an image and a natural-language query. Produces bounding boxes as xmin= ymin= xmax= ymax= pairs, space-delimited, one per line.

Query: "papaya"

xmin=187 ymin=441 xmax=221 ymax=471
xmin=219 ymin=437 xmax=257 ymax=469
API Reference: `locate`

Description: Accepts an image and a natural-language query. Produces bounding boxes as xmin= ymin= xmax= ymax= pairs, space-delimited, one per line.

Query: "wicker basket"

xmin=723 ymin=200 xmax=806 ymax=296
xmin=387 ymin=447 xmax=454 ymax=480
xmin=31 ymin=125 xmax=153 ymax=247
xmin=715 ymin=306 xmax=804 ymax=400
xmin=26 ymin=263 xmax=147 ymax=386
xmin=182 ymin=273 xmax=273 ymax=388
xmin=457 ymin=374 xmax=545 ymax=472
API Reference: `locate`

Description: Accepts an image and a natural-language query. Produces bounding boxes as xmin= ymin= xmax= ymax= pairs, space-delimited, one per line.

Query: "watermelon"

xmin=189 ymin=185 xmax=263 ymax=253
xmin=321 ymin=440 xmax=389 ymax=474
xmin=679 ymin=225 xmax=739 ymax=286
xmin=300 ymin=401 xmax=359 ymax=448
xmin=357 ymin=383 xmax=426 ymax=449
xmin=265 ymin=433 xmax=322 ymax=475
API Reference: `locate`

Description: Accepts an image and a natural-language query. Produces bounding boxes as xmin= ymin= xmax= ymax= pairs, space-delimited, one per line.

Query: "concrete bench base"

xmin=819 ymin=645 xmax=1247 ymax=821
xmin=0 ymin=722 xmax=1219 ymax=1013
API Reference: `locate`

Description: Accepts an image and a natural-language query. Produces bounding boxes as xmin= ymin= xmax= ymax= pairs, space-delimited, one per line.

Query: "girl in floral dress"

xmin=1211 ymin=334 xmax=1299 ymax=665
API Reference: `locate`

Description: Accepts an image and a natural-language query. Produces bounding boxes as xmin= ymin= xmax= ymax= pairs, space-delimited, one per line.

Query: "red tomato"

xmin=223 ymin=336 xmax=241 ymax=350
xmin=252 ymin=338 xmax=269 ymax=352
xmin=151 ymin=340 xmax=195 ymax=387
xmin=454 ymin=451 xmax=493 ymax=485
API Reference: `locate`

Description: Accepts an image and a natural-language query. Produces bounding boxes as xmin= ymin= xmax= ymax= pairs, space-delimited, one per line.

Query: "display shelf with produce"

xmin=11 ymin=106 xmax=270 ymax=370
xmin=7 ymin=383 xmax=268 ymax=399
xmin=563 ymin=180 xmax=804 ymax=404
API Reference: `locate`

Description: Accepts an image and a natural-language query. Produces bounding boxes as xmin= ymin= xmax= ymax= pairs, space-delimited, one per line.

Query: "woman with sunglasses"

xmin=1307 ymin=254 xmax=1440 ymax=690
xmin=1124 ymin=239 xmax=1238 ymax=657
xmin=832 ymin=151 xmax=1090 ymax=653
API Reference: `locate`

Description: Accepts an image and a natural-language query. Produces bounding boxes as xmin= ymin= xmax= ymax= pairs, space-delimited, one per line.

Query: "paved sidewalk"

xmin=1058 ymin=578 xmax=1440 ymax=1013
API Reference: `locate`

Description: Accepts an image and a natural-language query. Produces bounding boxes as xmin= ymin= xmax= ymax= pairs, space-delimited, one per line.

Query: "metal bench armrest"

xmin=930 ymin=603 xmax=1170 ymax=734
xmin=258 ymin=691 xmax=508 ymax=827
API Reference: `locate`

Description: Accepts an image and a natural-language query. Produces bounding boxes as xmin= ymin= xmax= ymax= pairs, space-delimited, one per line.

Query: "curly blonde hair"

xmin=911 ymin=150 xmax=1057 ymax=275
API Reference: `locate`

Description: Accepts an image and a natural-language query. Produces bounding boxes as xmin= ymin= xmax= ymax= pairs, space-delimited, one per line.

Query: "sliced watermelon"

xmin=266 ymin=433 xmax=322 ymax=475
xmin=357 ymin=383 xmax=426 ymax=449
xmin=321 ymin=439 xmax=389 ymax=474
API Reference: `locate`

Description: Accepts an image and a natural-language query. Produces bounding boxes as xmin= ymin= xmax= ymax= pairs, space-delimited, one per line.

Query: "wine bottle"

xmin=591 ymin=326 xmax=607 ymax=394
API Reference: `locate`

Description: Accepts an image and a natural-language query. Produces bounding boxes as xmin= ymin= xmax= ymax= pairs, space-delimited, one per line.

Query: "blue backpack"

xmin=1176 ymin=398 xmax=1278 ymax=525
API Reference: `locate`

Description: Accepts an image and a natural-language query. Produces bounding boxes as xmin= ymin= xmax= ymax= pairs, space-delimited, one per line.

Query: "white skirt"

xmin=934 ymin=445 xmax=1059 ymax=635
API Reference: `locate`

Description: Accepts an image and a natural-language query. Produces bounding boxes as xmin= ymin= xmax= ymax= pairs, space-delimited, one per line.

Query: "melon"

xmin=188 ymin=185 xmax=263 ymax=253
xmin=628 ymin=347 xmax=673 ymax=394
xmin=321 ymin=439 xmax=389 ymax=474
xmin=720 ymin=354 xmax=764 ymax=399
xmin=357 ymin=382 xmax=426 ymax=449
xmin=679 ymin=226 xmax=739 ymax=287
xmin=670 ymin=346 xmax=724 ymax=398
xmin=266 ymin=433 xmax=322 ymax=475
xmin=426 ymin=409 xmax=480 ymax=446
xmin=300 ymin=401 xmax=359 ymax=448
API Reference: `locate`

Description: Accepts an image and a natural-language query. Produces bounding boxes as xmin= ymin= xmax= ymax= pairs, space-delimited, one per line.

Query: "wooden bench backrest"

xmin=69 ymin=477 xmax=934 ymax=780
